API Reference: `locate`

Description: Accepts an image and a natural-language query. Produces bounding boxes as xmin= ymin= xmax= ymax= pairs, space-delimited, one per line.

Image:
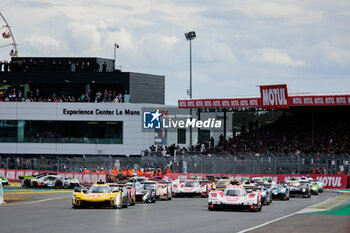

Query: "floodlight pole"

xmin=185 ymin=31 xmax=196 ymax=154
xmin=114 ymin=43 xmax=119 ymax=70
xmin=189 ymin=39 xmax=193 ymax=154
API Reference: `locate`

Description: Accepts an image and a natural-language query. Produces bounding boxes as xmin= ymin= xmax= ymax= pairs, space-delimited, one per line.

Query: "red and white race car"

xmin=157 ymin=181 xmax=172 ymax=200
xmin=208 ymin=185 xmax=262 ymax=212
xmin=175 ymin=180 xmax=208 ymax=197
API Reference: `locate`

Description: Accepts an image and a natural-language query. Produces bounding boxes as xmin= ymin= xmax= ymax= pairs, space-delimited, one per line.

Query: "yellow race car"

xmin=72 ymin=183 xmax=128 ymax=209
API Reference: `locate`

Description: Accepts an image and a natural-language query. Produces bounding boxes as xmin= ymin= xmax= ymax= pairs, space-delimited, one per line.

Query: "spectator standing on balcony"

xmin=102 ymin=61 xmax=107 ymax=72
xmin=57 ymin=61 xmax=62 ymax=71
xmin=87 ymin=89 xmax=92 ymax=100
xmin=68 ymin=60 xmax=72 ymax=72
xmin=34 ymin=89 xmax=40 ymax=101
xmin=103 ymin=90 xmax=108 ymax=102
xmin=94 ymin=61 xmax=100 ymax=72
xmin=81 ymin=61 xmax=85 ymax=72
xmin=112 ymin=96 xmax=119 ymax=103
xmin=79 ymin=94 xmax=86 ymax=102
xmin=75 ymin=61 xmax=79 ymax=72
xmin=52 ymin=61 xmax=56 ymax=71
xmin=118 ymin=93 xmax=123 ymax=102
xmin=95 ymin=91 xmax=102 ymax=102
xmin=3 ymin=61 xmax=9 ymax=72
xmin=86 ymin=61 xmax=92 ymax=72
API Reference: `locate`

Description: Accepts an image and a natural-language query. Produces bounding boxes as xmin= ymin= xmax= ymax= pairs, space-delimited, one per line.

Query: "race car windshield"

xmin=290 ymin=181 xmax=300 ymax=187
xmin=44 ymin=177 xmax=57 ymax=181
xmin=143 ymin=184 xmax=155 ymax=189
xmin=89 ymin=186 xmax=110 ymax=193
xmin=217 ymin=181 xmax=228 ymax=185
xmin=224 ymin=189 xmax=242 ymax=196
xmin=184 ymin=182 xmax=197 ymax=187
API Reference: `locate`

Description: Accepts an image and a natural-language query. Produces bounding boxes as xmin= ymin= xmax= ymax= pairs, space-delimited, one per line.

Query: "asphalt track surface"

xmin=0 ymin=191 xmax=339 ymax=233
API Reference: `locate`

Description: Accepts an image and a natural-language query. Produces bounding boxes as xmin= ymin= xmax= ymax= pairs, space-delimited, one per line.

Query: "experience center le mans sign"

xmin=63 ymin=108 xmax=140 ymax=116
xmin=178 ymin=84 xmax=350 ymax=109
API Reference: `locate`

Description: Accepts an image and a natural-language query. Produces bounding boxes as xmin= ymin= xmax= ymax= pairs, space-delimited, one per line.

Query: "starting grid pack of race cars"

xmin=1 ymin=173 xmax=324 ymax=211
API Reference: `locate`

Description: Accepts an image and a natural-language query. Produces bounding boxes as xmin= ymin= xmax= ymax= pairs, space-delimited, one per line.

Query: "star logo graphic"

xmin=150 ymin=109 xmax=161 ymax=122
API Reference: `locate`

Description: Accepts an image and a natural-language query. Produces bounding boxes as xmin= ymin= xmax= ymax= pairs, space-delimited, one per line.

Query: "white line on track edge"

xmin=1 ymin=196 xmax=70 ymax=206
xmin=237 ymin=194 xmax=338 ymax=233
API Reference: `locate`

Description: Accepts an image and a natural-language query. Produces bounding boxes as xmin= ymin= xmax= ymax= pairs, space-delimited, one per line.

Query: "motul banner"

xmin=167 ymin=173 xmax=349 ymax=189
xmin=0 ymin=169 xmax=106 ymax=185
xmin=178 ymin=98 xmax=261 ymax=109
xmin=260 ymin=84 xmax=289 ymax=109
xmin=289 ymin=95 xmax=350 ymax=106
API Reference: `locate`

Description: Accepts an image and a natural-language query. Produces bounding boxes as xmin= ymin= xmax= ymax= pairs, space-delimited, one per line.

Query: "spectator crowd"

xmin=144 ymin=111 xmax=350 ymax=155
xmin=0 ymin=59 xmax=109 ymax=72
xmin=0 ymin=87 xmax=128 ymax=103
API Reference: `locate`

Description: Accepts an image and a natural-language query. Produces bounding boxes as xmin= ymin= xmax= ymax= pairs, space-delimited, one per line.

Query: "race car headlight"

xmin=312 ymin=187 xmax=316 ymax=190
xmin=261 ymin=192 xmax=266 ymax=196
xmin=302 ymin=189 xmax=306 ymax=192
xmin=281 ymin=188 xmax=286 ymax=193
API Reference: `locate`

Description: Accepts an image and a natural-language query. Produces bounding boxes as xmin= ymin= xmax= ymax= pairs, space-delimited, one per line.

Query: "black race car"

xmin=135 ymin=181 xmax=157 ymax=203
xmin=289 ymin=178 xmax=311 ymax=198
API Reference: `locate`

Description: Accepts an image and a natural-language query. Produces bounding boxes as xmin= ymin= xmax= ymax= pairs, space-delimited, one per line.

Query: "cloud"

xmin=23 ymin=35 xmax=61 ymax=50
xmin=235 ymin=1 xmax=324 ymax=24
xmin=1 ymin=0 xmax=350 ymax=105
xmin=247 ymin=48 xmax=306 ymax=66
xmin=314 ymin=42 xmax=350 ymax=65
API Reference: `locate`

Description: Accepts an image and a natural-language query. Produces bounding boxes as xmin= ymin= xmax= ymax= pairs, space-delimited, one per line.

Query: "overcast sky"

xmin=1 ymin=0 xmax=350 ymax=104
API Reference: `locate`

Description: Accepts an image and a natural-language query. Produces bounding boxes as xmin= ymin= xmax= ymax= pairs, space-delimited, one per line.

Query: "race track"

xmin=0 ymin=192 xmax=339 ymax=233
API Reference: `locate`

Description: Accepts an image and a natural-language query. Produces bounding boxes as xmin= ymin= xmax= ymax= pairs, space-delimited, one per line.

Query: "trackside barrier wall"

xmin=167 ymin=173 xmax=349 ymax=189
xmin=0 ymin=169 xmax=107 ymax=185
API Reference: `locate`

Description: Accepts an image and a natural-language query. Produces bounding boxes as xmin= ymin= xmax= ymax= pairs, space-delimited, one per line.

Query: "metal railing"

xmin=0 ymin=153 xmax=349 ymax=175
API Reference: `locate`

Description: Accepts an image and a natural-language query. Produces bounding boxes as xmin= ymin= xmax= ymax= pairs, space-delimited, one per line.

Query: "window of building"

xmin=1 ymin=120 xmax=123 ymax=144
xmin=177 ymin=128 xmax=186 ymax=144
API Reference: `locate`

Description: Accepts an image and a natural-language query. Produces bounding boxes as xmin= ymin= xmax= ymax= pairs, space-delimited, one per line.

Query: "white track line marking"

xmin=237 ymin=195 xmax=337 ymax=233
xmin=1 ymin=196 xmax=70 ymax=206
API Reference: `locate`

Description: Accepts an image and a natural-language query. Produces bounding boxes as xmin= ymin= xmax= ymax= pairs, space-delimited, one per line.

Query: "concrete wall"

xmin=0 ymin=102 xmax=155 ymax=155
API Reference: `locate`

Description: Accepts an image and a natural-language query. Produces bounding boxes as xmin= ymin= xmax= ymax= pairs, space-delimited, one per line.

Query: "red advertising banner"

xmin=260 ymin=84 xmax=289 ymax=109
xmin=289 ymin=95 xmax=350 ymax=106
xmin=178 ymin=97 xmax=261 ymax=109
xmin=167 ymin=173 xmax=349 ymax=189
xmin=0 ymin=169 xmax=107 ymax=185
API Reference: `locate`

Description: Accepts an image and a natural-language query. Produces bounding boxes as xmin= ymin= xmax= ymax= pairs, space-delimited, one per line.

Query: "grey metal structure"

xmin=1 ymin=153 xmax=348 ymax=175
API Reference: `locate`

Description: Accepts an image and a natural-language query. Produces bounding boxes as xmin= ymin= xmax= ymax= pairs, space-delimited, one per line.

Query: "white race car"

xmin=157 ymin=181 xmax=172 ymax=200
xmin=316 ymin=179 xmax=324 ymax=193
xmin=172 ymin=179 xmax=185 ymax=197
xmin=22 ymin=173 xmax=80 ymax=188
xmin=208 ymin=185 xmax=262 ymax=212
xmin=177 ymin=180 xmax=202 ymax=197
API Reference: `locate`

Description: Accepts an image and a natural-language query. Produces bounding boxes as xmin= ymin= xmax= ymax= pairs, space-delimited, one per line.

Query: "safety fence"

xmin=166 ymin=173 xmax=349 ymax=189
xmin=0 ymin=169 xmax=107 ymax=185
xmin=0 ymin=153 xmax=349 ymax=175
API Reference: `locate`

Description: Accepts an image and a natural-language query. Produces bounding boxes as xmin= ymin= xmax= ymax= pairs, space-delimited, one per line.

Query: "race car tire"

xmin=32 ymin=182 xmax=37 ymax=188
xmin=122 ymin=198 xmax=128 ymax=208
xmin=24 ymin=179 xmax=31 ymax=187
xmin=55 ymin=180 xmax=64 ymax=189
xmin=72 ymin=205 xmax=79 ymax=209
